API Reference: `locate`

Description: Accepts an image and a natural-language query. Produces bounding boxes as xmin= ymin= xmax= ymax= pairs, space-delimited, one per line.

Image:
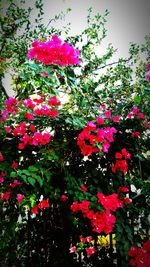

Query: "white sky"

xmin=42 ymin=0 xmax=150 ymax=58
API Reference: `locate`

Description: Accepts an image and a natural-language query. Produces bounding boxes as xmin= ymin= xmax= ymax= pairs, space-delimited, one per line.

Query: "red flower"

xmin=121 ymin=148 xmax=131 ymax=159
xmin=132 ymin=132 xmax=140 ymax=137
xmin=115 ymin=152 xmax=122 ymax=159
xmin=48 ymin=108 xmax=58 ymax=117
xmin=123 ymin=197 xmax=132 ymax=204
xmin=81 ymin=185 xmax=87 ymax=192
xmin=119 ymin=186 xmax=129 ymax=193
xmin=18 ymin=143 xmax=25 ymax=150
xmin=29 ymin=125 xmax=36 ymax=132
xmin=70 ymin=201 xmax=80 ymax=213
xmin=11 ymin=161 xmax=18 ymax=169
xmin=79 ymin=200 xmax=90 ymax=214
xmin=24 ymin=112 xmax=34 ymax=120
xmin=38 ymin=199 xmax=50 ymax=209
xmin=1 ymin=190 xmax=11 ymax=200
xmin=80 ymin=235 xmax=86 ymax=243
xmin=31 ymin=205 xmax=39 ymax=215
xmin=128 ymin=240 xmax=150 ymax=267
xmin=60 ymin=194 xmax=68 ymax=202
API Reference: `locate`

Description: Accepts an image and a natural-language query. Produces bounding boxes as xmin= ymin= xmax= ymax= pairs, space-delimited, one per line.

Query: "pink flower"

xmin=144 ymin=121 xmax=150 ymax=127
xmin=102 ymin=142 xmax=110 ymax=153
xmin=11 ymin=161 xmax=18 ymax=169
xmin=27 ymin=35 xmax=80 ymax=66
xmin=145 ymin=73 xmax=150 ymax=80
xmin=10 ymin=179 xmax=21 ymax=188
xmin=86 ymin=236 xmax=93 ymax=243
xmin=69 ymin=246 xmax=77 ymax=253
xmin=60 ymin=194 xmax=68 ymax=202
xmin=98 ymin=104 xmax=106 ymax=109
xmin=0 ymin=152 xmax=4 ymax=161
xmin=0 ymin=171 xmax=5 ymax=183
xmin=86 ymin=247 xmax=96 ymax=257
xmin=112 ymin=115 xmax=121 ymax=123
xmin=16 ymin=194 xmax=25 ymax=203
xmin=146 ymin=63 xmax=150 ymax=70
xmin=0 ymin=177 xmax=4 ymax=183
xmin=4 ymin=126 xmax=11 ymax=133
xmin=86 ymin=121 xmax=96 ymax=131
xmin=127 ymin=112 xmax=134 ymax=119
xmin=41 ymin=71 xmax=48 ymax=76
xmin=137 ymin=112 xmax=145 ymax=119
xmin=132 ymin=107 xmax=139 ymax=114
xmin=48 ymin=96 xmax=60 ymax=106
xmin=104 ymin=110 xmax=111 ymax=119
xmin=96 ymin=117 xmax=104 ymax=125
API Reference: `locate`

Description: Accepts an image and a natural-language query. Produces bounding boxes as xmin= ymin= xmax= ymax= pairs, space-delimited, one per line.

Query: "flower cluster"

xmin=128 ymin=240 xmax=150 ymax=267
xmin=0 ymin=165 xmax=22 ymax=201
xmin=127 ymin=106 xmax=145 ymax=120
xmin=70 ymin=235 xmax=96 ymax=257
xmin=77 ymin=121 xmax=117 ymax=156
xmin=27 ymin=35 xmax=80 ymax=66
xmin=71 ymin=192 xmax=124 ymax=234
xmin=31 ymin=199 xmax=50 ymax=215
xmin=112 ymin=148 xmax=131 ymax=174
xmin=1 ymin=95 xmax=60 ymax=150
xmin=145 ymin=63 xmax=150 ymax=80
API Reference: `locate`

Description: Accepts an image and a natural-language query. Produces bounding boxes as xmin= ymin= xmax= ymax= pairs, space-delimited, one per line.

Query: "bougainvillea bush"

xmin=0 ymin=1 xmax=150 ymax=266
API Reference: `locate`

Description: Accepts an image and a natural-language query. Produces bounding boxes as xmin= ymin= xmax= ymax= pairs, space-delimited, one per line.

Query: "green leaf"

xmin=28 ymin=62 xmax=40 ymax=71
xmin=21 ymin=175 xmax=27 ymax=183
xmin=29 ymin=195 xmax=36 ymax=207
xmin=28 ymin=166 xmax=38 ymax=172
xmin=134 ymin=95 xmax=141 ymax=104
xmin=36 ymin=175 xmax=43 ymax=187
xmin=28 ymin=177 xmax=35 ymax=186
xmin=10 ymin=171 xmax=17 ymax=178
